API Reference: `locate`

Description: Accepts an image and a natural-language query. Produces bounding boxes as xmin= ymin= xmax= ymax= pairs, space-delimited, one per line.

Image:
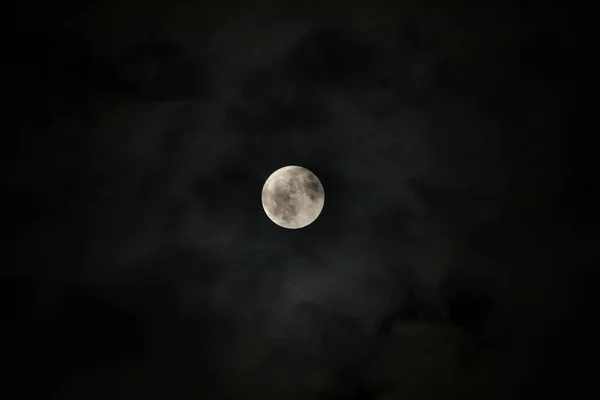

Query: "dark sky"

xmin=4 ymin=0 xmax=597 ymax=399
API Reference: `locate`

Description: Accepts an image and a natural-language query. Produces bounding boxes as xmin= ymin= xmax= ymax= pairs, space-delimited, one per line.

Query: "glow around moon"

xmin=261 ymin=166 xmax=325 ymax=229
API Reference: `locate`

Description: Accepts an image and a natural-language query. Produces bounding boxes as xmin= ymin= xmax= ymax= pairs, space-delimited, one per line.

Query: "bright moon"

xmin=261 ymin=166 xmax=325 ymax=229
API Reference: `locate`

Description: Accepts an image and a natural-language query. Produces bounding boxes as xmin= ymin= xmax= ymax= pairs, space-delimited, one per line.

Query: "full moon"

xmin=261 ymin=166 xmax=325 ymax=229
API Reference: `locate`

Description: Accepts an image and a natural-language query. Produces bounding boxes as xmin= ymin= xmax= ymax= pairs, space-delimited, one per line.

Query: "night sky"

xmin=4 ymin=0 xmax=597 ymax=398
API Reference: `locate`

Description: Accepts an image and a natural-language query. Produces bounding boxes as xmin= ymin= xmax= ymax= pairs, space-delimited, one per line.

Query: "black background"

xmin=3 ymin=0 xmax=597 ymax=398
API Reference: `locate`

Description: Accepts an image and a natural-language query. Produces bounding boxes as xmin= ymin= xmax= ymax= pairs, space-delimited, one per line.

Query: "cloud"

xmin=9 ymin=2 xmax=590 ymax=397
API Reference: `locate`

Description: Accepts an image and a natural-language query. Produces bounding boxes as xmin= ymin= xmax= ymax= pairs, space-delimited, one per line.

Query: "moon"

xmin=261 ymin=166 xmax=325 ymax=229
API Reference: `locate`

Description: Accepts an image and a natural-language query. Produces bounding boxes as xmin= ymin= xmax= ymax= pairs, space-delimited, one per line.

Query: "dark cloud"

xmin=439 ymin=274 xmax=494 ymax=336
xmin=118 ymin=40 xmax=213 ymax=101
xmin=395 ymin=19 xmax=429 ymax=55
xmin=283 ymin=27 xmax=376 ymax=85
xmin=226 ymin=70 xmax=331 ymax=133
